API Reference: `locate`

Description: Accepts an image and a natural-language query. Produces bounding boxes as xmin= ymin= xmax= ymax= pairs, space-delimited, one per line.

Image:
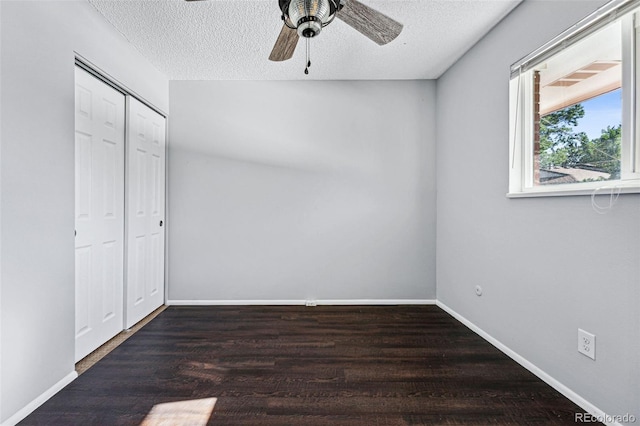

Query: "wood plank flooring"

xmin=21 ymin=306 xmax=595 ymax=425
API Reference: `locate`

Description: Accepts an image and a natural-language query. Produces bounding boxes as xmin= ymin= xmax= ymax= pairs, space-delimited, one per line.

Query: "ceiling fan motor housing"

xmin=286 ymin=0 xmax=332 ymax=37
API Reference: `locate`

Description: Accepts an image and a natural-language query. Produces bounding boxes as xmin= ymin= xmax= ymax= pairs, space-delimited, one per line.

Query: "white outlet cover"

xmin=578 ymin=328 xmax=596 ymax=360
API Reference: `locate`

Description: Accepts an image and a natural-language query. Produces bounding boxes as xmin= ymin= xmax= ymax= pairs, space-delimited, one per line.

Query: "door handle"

xmin=159 ymin=220 xmax=163 ymax=227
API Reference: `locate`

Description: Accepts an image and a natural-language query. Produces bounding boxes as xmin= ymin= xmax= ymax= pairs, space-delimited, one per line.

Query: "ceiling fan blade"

xmin=269 ymin=25 xmax=299 ymax=62
xmin=337 ymin=0 xmax=403 ymax=45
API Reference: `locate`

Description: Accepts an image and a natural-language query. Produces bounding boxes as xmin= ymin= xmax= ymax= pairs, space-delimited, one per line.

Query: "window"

xmin=509 ymin=0 xmax=640 ymax=197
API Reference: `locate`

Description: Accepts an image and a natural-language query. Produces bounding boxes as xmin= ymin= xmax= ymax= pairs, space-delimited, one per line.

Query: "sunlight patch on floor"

xmin=140 ymin=397 xmax=217 ymax=425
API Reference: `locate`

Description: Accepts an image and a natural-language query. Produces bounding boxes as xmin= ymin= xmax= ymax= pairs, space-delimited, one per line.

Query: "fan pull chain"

xmin=304 ymin=37 xmax=311 ymax=75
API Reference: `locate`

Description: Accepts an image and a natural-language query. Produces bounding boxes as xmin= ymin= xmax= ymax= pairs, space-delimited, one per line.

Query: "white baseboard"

xmin=435 ymin=301 xmax=623 ymax=426
xmin=167 ymin=299 xmax=436 ymax=306
xmin=316 ymin=299 xmax=436 ymax=305
xmin=168 ymin=299 xmax=307 ymax=306
xmin=1 ymin=370 xmax=77 ymax=426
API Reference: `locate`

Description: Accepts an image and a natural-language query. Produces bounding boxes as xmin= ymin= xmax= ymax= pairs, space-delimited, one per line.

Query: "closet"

xmin=74 ymin=65 xmax=166 ymax=362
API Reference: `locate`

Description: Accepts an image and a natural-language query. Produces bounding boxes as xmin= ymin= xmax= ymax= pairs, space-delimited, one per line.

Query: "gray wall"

xmin=436 ymin=0 xmax=640 ymax=421
xmin=0 ymin=1 xmax=168 ymax=422
xmin=168 ymin=80 xmax=436 ymax=302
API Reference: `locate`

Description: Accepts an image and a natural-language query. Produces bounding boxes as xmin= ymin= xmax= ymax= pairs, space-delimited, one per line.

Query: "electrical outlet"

xmin=578 ymin=329 xmax=596 ymax=360
xmin=305 ymin=300 xmax=317 ymax=307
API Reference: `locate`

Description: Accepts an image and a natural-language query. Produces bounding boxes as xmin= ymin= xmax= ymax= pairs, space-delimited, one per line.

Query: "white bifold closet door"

xmin=74 ymin=66 xmax=126 ymax=362
xmin=125 ymin=97 xmax=166 ymax=329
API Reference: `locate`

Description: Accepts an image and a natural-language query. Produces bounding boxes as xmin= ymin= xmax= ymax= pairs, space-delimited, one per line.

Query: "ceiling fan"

xmin=185 ymin=0 xmax=403 ymax=71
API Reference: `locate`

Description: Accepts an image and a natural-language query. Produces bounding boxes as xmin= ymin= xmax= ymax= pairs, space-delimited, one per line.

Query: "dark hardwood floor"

xmin=21 ymin=306 xmax=595 ymax=425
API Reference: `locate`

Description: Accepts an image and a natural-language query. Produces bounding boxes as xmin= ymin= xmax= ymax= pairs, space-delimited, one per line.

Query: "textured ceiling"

xmin=87 ymin=0 xmax=522 ymax=80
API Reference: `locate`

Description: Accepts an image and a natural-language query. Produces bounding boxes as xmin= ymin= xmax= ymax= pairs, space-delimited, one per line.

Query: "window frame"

xmin=508 ymin=0 xmax=640 ymax=198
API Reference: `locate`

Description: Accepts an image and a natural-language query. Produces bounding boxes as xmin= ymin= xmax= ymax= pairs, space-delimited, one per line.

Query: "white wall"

xmin=168 ymin=80 xmax=436 ymax=303
xmin=0 ymin=1 xmax=168 ymax=422
xmin=436 ymin=0 xmax=640 ymax=421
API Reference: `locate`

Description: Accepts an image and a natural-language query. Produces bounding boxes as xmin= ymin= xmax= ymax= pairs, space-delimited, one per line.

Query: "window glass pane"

xmin=534 ymin=21 xmax=622 ymax=185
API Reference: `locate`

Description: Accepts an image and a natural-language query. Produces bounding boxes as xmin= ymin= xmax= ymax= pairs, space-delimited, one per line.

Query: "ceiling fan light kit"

xmin=286 ymin=0 xmax=336 ymax=38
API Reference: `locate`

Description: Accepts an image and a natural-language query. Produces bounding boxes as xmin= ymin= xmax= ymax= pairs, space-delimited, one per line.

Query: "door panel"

xmin=74 ymin=67 xmax=126 ymax=362
xmin=126 ymin=97 xmax=166 ymax=329
xmin=102 ymin=240 xmax=118 ymax=321
xmin=75 ymin=246 xmax=92 ymax=338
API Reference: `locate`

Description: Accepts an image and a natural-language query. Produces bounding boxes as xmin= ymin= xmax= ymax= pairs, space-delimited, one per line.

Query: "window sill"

xmin=507 ymin=181 xmax=640 ymax=198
